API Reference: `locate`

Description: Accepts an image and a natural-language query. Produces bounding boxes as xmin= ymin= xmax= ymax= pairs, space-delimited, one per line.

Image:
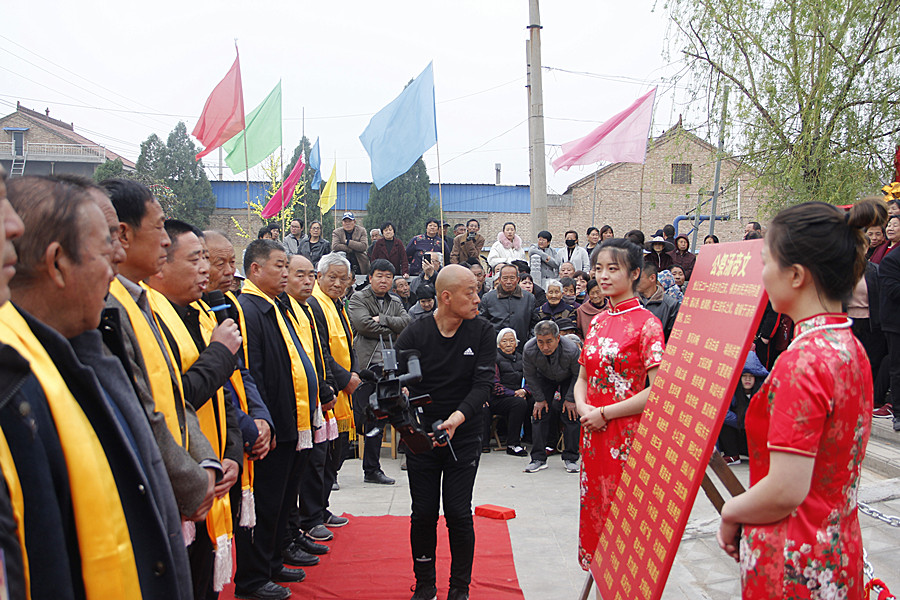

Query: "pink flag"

xmin=192 ymin=50 xmax=245 ymax=160
xmin=551 ymin=87 xmax=657 ymax=172
xmin=261 ymin=154 xmax=305 ymax=219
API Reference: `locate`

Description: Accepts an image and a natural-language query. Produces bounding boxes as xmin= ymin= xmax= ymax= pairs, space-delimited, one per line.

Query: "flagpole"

xmin=244 ymin=137 xmax=251 ymax=232
xmin=302 ymin=107 xmax=307 ymax=230
xmin=436 ymin=143 xmax=444 ymax=259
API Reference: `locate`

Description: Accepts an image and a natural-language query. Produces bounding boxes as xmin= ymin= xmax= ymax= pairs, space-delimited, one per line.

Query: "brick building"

xmin=0 ymin=102 xmax=135 ymax=178
xmin=556 ymin=120 xmax=770 ymax=245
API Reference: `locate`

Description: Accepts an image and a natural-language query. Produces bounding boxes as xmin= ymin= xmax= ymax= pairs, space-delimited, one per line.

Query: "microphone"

xmin=205 ymin=290 xmax=231 ymax=325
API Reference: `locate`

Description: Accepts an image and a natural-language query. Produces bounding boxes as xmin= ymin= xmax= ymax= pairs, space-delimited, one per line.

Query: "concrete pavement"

xmin=329 ymin=424 xmax=900 ymax=599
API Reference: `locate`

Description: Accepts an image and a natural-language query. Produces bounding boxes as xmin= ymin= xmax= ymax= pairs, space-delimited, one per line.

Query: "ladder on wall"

xmin=10 ymin=154 xmax=26 ymax=177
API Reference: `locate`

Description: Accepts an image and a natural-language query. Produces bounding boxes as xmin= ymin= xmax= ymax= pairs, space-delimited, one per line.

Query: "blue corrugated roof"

xmin=210 ymin=181 xmax=530 ymax=213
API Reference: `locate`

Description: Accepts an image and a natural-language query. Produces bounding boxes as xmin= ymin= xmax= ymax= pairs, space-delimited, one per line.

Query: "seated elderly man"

xmin=523 ymin=320 xmax=581 ymax=474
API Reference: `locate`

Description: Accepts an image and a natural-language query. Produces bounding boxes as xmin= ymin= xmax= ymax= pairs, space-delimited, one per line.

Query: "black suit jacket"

xmin=238 ymin=293 xmax=302 ymax=444
xmin=16 ymin=308 xmax=187 ymax=599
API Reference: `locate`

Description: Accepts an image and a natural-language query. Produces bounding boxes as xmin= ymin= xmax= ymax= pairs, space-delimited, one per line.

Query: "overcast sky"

xmin=1 ymin=0 xmax=700 ymax=195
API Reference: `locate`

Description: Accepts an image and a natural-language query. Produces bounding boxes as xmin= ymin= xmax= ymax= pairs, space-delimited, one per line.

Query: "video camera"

xmin=355 ymin=339 xmax=436 ymax=455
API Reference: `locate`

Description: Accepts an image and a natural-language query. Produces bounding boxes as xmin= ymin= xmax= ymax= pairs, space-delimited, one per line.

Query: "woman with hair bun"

xmin=574 ymin=238 xmax=665 ymax=570
xmin=718 ymin=200 xmax=879 ymax=599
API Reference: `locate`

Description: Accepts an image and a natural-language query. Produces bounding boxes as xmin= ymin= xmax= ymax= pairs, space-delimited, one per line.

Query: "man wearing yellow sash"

xmin=71 ymin=174 xmax=193 ymax=598
xmin=0 ymin=166 xmax=28 ymax=600
xmin=101 ymin=178 xmax=220 ymax=530
xmin=306 ymin=252 xmax=361 ymax=538
xmin=2 ymin=176 xmax=190 ymax=598
xmin=236 ymin=240 xmax=319 ymax=600
xmin=145 ymin=220 xmax=246 ymax=597
xmin=284 ymin=254 xmax=343 ymax=556
xmin=202 ymin=231 xmax=275 ymax=531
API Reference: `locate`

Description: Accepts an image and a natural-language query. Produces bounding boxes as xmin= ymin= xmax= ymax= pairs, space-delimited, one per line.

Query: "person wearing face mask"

xmin=559 ymin=277 xmax=579 ymax=307
xmin=556 ymin=230 xmax=590 ymax=272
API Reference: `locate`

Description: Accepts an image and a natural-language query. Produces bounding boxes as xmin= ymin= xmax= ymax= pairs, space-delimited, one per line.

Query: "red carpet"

xmin=219 ymin=514 xmax=525 ymax=599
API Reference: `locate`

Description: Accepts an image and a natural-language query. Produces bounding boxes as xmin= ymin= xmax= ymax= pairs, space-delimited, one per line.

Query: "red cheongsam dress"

xmin=577 ymin=296 xmax=665 ymax=570
xmin=741 ymin=313 xmax=872 ymax=599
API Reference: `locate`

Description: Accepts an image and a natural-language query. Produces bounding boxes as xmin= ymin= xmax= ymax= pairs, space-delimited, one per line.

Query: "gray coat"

xmin=527 ymin=243 xmax=559 ymax=282
xmin=523 ymin=334 xmax=581 ymax=404
xmin=347 ymin=286 xmax=412 ymax=368
xmin=479 ymin=285 xmax=537 ymax=348
xmin=71 ymin=327 xmax=192 ymax=599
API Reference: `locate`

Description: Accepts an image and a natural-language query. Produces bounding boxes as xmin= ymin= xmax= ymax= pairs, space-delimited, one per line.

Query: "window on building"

xmin=671 ymin=164 xmax=692 ymax=185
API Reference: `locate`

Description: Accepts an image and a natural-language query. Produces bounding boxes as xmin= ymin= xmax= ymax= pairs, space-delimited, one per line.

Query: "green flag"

xmin=222 ymin=81 xmax=282 ymax=174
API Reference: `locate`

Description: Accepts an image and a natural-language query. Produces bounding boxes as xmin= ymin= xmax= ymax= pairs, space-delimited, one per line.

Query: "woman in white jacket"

xmin=487 ymin=222 xmax=526 ymax=270
xmin=556 ymin=229 xmax=591 ymax=272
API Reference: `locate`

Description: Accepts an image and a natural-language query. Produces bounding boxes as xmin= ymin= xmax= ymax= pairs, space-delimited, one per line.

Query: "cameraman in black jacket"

xmin=394 ymin=265 xmax=494 ymax=600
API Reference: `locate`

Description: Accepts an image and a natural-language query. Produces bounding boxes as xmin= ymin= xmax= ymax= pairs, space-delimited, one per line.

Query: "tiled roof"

xmin=4 ymin=103 xmax=136 ymax=168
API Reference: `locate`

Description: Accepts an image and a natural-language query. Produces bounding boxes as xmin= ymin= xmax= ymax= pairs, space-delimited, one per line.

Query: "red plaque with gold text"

xmin=590 ymin=240 xmax=768 ymax=600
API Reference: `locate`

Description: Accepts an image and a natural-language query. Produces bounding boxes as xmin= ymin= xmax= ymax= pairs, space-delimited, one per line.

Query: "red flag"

xmin=261 ymin=154 xmax=305 ymax=219
xmin=192 ymin=50 xmax=245 ymax=160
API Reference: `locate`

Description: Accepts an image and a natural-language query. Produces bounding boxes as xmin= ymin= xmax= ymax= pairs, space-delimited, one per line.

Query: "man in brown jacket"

xmin=450 ymin=218 xmax=485 ymax=265
xmin=332 ymin=212 xmax=369 ymax=275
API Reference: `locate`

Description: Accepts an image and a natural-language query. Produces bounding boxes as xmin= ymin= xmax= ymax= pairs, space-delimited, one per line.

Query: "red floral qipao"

xmin=741 ymin=313 xmax=872 ymax=599
xmin=577 ymin=296 xmax=664 ymax=570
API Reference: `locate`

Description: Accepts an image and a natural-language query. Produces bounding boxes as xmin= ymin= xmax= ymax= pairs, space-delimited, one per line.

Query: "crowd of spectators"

xmin=3 ymin=170 xmax=894 ymax=600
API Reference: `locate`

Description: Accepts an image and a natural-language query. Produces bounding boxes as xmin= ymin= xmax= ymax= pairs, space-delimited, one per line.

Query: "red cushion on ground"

xmin=474 ymin=504 xmax=516 ymax=520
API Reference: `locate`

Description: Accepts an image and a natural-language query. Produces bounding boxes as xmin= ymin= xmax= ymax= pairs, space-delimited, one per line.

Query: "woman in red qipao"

xmin=718 ymin=201 xmax=881 ymax=599
xmin=574 ymin=238 xmax=665 ymax=570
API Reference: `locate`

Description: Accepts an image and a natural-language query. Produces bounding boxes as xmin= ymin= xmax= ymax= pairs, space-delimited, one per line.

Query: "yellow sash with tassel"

xmin=0 ymin=426 xmax=29 ymax=599
xmin=288 ymin=295 xmax=338 ymax=442
xmin=108 ymin=277 xmax=188 ymax=447
xmin=0 ymin=303 xmax=142 ymax=599
xmin=311 ymin=283 xmax=355 ymax=435
xmin=223 ymin=291 xmax=255 ymax=528
xmin=239 ymin=280 xmax=315 ymax=449
xmin=143 ymin=287 xmax=233 ymax=592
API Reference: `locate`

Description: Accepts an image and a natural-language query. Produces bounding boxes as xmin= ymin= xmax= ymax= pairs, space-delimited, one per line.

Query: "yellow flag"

xmin=319 ymin=164 xmax=337 ymax=212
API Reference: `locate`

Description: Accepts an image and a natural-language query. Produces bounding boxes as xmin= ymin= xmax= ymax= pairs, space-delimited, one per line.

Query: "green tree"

xmin=135 ymin=122 xmax=216 ymax=227
xmin=93 ymin=158 xmax=124 ymax=182
xmin=667 ymin=0 xmax=900 ymax=207
xmin=364 ymin=157 xmax=434 ymax=242
xmin=282 ymin=136 xmax=321 ymax=226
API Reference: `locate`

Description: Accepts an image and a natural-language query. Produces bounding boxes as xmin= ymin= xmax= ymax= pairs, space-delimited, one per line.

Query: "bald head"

xmin=434 ymin=264 xmax=479 ymax=321
xmin=286 ymin=253 xmax=316 ymax=303
xmin=203 ymin=230 xmax=236 ymax=292
xmin=435 ymin=264 xmax=475 ymax=296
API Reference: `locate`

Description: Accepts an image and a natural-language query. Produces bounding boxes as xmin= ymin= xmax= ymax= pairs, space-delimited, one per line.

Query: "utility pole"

xmin=527 ymin=0 xmax=548 ymax=238
xmin=708 ymin=86 xmax=729 ymax=237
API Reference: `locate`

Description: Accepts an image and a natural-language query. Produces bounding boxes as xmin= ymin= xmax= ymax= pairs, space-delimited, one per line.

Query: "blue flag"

xmin=309 ymin=137 xmax=322 ymax=190
xmin=359 ymin=62 xmax=437 ymax=189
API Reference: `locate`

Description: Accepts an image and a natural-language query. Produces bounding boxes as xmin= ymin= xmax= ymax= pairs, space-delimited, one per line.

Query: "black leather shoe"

xmin=282 ymin=543 xmax=319 ymax=566
xmin=364 ymin=471 xmax=395 ymax=485
xmin=295 ymin=534 xmax=329 ymax=555
xmin=234 ymin=581 xmax=291 ymax=600
xmin=272 ymin=566 xmax=306 ymax=583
